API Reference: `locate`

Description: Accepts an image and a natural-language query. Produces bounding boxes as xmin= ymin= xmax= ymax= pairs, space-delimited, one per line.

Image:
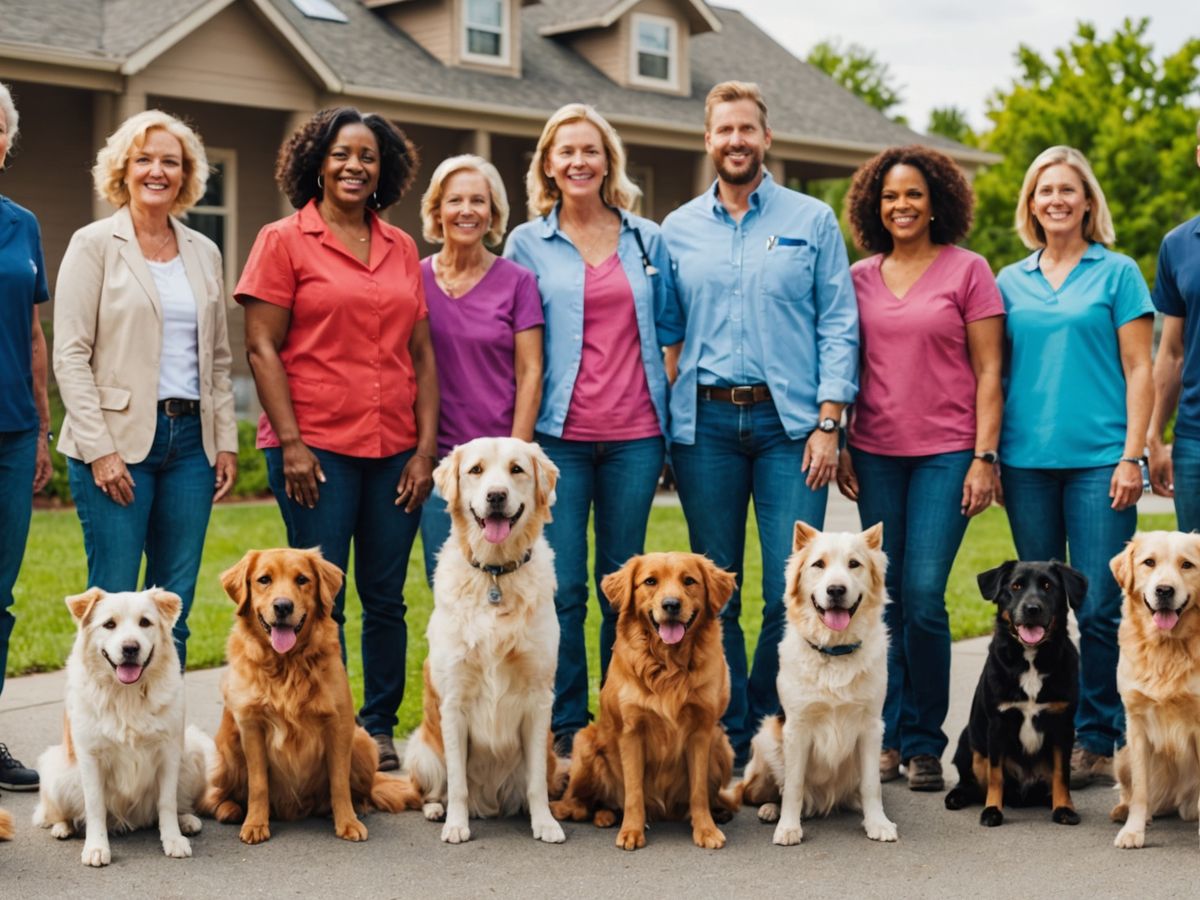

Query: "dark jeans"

xmin=266 ymin=445 xmax=421 ymax=736
xmin=0 ymin=428 xmax=37 ymax=698
xmin=420 ymin=487 xmax=451 ymax=586
xmin=671 ymin=398 xmax=827 ymax=760
xmin=68 ymin=412 xmax=214 ymax=668
xmin=1171 ymin=435 xmax=1200 ymax=533
xmin=1001 ymin=464 xmax=1136 ymax=756
xmin=851 ymin=446 xmax=973 ymax=760
xmin=535 ymin=432 xmax=664 ymax=744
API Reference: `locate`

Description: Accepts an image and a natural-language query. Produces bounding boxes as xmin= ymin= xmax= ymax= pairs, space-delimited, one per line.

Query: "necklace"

xmin=434 ymin=252 xmax=489 ymax=298
xmin=140 ymin=227 xmax=175 ymax=262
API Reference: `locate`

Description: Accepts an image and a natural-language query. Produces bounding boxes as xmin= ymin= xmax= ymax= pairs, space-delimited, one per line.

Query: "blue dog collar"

xmin=807 ymin=640 xmax=862 ymax=656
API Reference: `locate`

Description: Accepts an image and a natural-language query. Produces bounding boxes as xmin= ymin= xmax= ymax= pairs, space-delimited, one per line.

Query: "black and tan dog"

xmin=945 ymin=560 xmax=1086 ymax=826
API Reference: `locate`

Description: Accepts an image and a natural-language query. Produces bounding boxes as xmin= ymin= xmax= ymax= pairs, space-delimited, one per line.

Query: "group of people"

xmin=1 ymin=76 xmax=1198 ymax=802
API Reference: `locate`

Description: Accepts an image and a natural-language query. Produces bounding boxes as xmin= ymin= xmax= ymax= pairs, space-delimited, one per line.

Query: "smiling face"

xmin=437 ymin=168 xmax=492 ymax=249
xmin=545 ymin=120 xmax=607 ymax=205
xmin=977 ymin=560 xmax=1085 ymax=649
xmin=786 ymin=522 xmax=886 ymax=638
xmin=221 ymin=548 xmax=344 ymax=655
xmin=1111 ymin=532 xmax=1200 ymax=634
xmin=1030 ymin=162 xmax=1090 ymax=242
xmin=125 ymin=127 xmax=184 ymax=217
xmin=320 ymin=122 xmax=381 ymax=209
xmin=603 ymin=553 xmax=735 ymax=648
xmin=67 ymin=588 xmax=181 ymax=685
xmin=880 ymin=163 xmax=934 ymax=247
xmin=705 ymin=98 xmax=771 ymax=187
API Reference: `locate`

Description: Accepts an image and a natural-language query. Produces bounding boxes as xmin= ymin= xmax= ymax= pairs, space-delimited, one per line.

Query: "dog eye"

xmin=1141 ymin=558 xmax=1156 ymax=568
xmin=1183 ymin=560 xmax=1195 ymax=570
xmin=468 ymin=464 xmax=483 ymax=475
xmin=510 ymin=464 xmax=525 ymax=475
xmin=256 ymin=574 xmax=272 ymax=585
xmin=139 ymin=617 xmax=151 ymax=628
xmin=642 ymin=577 xmax=657 ymax=587
xmin=295 ymin=574 xmax=310 ymax=586
xmin=1011 ymin=582 xmax=1023 ymax=592
xmin=682 ymin=576 xmax=697 ymax=586
xmin=811 ymin=560 xmax=825 ymax=569
xmin=848 ymin=559 xmax=861 ymax=569
xmin=102 ymin=620 xmax=117 ymax=630
xmin=1039 ymin=579 xmax=1051 ymax=591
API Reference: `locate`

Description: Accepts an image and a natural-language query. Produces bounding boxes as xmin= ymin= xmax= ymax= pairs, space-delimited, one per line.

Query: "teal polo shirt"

xmin=0 ymin=195 xmax=50 ymax=431
xmin=1151 ymin=213 xmax=1200 ymax=441
xmin=996 ymin=243 xmax=1153 ymax=469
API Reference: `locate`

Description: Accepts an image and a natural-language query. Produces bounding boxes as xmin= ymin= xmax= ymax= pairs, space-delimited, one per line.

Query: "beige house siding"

xmin=563 ymin=26 xmax=626 ymax=87
xmin=384 ymin=0 xmax=454 ymax=66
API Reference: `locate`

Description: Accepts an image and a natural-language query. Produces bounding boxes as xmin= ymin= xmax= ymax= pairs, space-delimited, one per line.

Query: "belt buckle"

xmin=730 ymin=385 xmax=755 ymax=406
xmin=163 ymin=398 xmax=187 ymax=417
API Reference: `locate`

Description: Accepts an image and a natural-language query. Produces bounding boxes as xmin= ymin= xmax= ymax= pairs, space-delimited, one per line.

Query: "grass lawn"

xmin=8 ymin=501 xmax=1177 ymax=736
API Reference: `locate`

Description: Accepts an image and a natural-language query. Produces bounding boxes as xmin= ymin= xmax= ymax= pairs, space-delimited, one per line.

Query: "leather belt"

xmin=158 ymin=398 xmax=200 ymax=417
xmin=698 ymin=384 xmax=772 ymax=406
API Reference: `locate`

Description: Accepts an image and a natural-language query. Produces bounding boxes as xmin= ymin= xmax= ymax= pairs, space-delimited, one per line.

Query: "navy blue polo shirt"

xmin=1152 ymin=213 xmax=1200 ymax=441
xmin=0 ymin=194 xmax=50 ymax=431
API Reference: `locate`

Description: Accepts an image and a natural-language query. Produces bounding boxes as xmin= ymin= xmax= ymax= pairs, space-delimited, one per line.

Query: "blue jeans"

xmin=1001 ymin=464 xmax=1136 ymax=756
xmin=671 ymin=398 xmax=827 ymax=760
xmin=266 ymin=446 xmax=421 ymax=736
xmin=68 ymin=412 xmax=214 ymax=669
xmin=420 ymin=488 xmax=451 ymax=586
xmin=535 ymin=433 xmax=664 ymax=743
xmin=1171 ymin=435 xmax=1200 ymax=533
xmin=0 ymin=428 xmax=37 ymax=698
xmin=851 ymin=447 xmax=973 ymax=760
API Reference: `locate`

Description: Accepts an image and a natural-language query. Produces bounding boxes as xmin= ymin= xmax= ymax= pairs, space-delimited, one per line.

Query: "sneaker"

xmin=905 ymin=754 xmax=944 ymax=792
xmin=552 ymin=732 xmax=575 ymax=759
xmin=880 ymin=747 xmax=901 ymax=782
xmin=1069 ymin=744 xmax=1114 ymax=789
xmin=372 ymin=733 xmax=400 ymax=772
xmin=0 ymin=743 xmax=39 ymax=791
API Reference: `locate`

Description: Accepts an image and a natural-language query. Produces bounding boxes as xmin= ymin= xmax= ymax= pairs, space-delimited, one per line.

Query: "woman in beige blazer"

xmin=53 ymin=110 xmax=237 ymax=667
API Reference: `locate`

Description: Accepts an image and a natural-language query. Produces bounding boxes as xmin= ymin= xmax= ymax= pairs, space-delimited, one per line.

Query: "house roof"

xmin=536 ymin=0 xmax=722 ymax=37
xmin=0 ymin=0 xmax=992 ymax=164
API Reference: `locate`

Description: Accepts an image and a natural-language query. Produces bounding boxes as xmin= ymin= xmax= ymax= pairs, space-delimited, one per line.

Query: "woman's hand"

xmin=282 ymin=438 xmax=324 ymax=508
xmin=1110 ymin=459 xmax=1143 ymax=511
xmin=836 ymin=450 xmax=859 ymax=501
xmin=91 ymin=452 xmax=135 ymax=506
xmin=33 ymin=432 xmax=53 ymax=493
xmin=395 ymin=453 xmax=434 ymax=513
xmin=213 ymin=451 xmax=238 ymax=502
xmin=961 ymin=458 xmax=995 ymax=517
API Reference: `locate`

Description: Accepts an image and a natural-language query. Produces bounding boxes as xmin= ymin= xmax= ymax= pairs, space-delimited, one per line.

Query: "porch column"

xmin=461 ymin=129 xmax=491 ymax=160
xmin=693 ymin=151 xmax=713 ymax=196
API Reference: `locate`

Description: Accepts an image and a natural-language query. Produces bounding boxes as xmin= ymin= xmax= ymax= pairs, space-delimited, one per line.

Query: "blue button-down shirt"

xmin=661 ymin=172 xmax=858 ymax=444
xmin=504 ymin=205 xmax=685 ymax=438
xmin=1152 ymin=213 xmax=1200 ymax=441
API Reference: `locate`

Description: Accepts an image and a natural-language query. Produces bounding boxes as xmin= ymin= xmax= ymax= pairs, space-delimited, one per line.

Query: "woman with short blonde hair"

xmin=92 ymin=110 xmax=209 ymax=216
xmin=1015 ymin=145 xmax=1116 ymax=249
xmin=420 ymin=154 xmax=509 ymax=247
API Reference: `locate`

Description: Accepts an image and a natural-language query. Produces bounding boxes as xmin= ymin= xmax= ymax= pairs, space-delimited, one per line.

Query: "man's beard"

xmin=715 ymin=150 xmax=763 ymax=186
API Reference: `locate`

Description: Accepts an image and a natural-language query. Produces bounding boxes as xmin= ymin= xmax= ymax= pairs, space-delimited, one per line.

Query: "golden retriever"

xmin=550 ymin=552 xmax=738 ymax=850
xmin=201 ymin=548 xmax=417 ymax=844
xmin=403 ymin=437 xmax=564 ymax=844
xmin=1110 ymin=530 xmax=1200 ymax=849
xmin=738 ymin=521 xmax=897 ymax=844
xmin=33 ymin=588 xmax=211 ymax=866
xmin=0 ymin=807 xmax=10 ymax=841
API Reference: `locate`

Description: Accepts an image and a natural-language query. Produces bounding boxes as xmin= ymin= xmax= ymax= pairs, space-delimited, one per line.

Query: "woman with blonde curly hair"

xmin=503 ymin=103 xmax=684 ymax=755
xmin=53 ymin=109 xmax=238 ymax=666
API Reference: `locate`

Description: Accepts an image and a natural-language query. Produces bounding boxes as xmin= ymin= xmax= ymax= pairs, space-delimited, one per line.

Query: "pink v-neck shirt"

xmin=848 ymin=245 xmax=1004 ymax=456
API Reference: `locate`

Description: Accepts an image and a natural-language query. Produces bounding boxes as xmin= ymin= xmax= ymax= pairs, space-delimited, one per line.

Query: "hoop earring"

xmin=372 ymin=190 xmax=378 ymax=206
xmin=317 ymin=174 xmax=324 ymax=190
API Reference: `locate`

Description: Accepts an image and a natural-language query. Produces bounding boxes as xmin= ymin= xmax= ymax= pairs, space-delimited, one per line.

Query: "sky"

xmin=717 ymin=1 xmax=1196 ymax=134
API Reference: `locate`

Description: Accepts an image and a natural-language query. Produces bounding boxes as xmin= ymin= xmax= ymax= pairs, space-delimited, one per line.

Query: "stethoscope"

xmin=630 ymin=228 xmax=660 ymax=277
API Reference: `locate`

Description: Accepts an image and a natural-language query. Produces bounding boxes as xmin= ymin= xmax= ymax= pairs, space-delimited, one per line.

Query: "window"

xmin=187 ymin=149 xmax=237 ymax=293
xmin=462 ymin=0 xmax=508 ymax=65
xmin=631 ymin=14 xmax=677 ymax=87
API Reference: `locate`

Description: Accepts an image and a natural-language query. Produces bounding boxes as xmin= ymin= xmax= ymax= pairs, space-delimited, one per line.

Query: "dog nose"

xmin=1020 ymin=601 xmax=1042 ymax=619
xmin=1155 ymin=585 xmax=1176 ymax=602
xmin=121 ymin=642 xmax=140 ymax=660
xmin=662 ymin=597 xmax=682 ymax=617
xmin=487 ymin=488 xmax=508 ymax=507
xmin=826 ymin=584 xmax=847 ymax=601
xmin=273 ymin=599 xmax=294 ymax=620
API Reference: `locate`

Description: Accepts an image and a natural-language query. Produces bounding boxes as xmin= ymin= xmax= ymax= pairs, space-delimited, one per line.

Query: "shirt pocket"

xmin=762 ymin=237 xmax=814 ymax=301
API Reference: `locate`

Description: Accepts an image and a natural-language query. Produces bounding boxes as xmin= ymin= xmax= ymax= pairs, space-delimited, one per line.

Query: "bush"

xmin=234 ymin=418 xmax=269 ymax=497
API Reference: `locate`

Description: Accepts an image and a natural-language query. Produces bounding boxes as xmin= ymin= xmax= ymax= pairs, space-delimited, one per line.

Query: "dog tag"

xmin=488 ymin=580 xmax=503 ymax=605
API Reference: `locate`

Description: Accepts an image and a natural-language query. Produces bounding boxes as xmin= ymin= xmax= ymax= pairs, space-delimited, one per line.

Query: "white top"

xmin=147 ymin=255 xmax=201 ymax=401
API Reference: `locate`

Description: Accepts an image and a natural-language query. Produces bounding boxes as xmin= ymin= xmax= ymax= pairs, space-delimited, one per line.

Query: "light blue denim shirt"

xmin=504 ymin=205 xmax=685 ymax=438
xmin=661 ymin=172 xmax=859 ymax=444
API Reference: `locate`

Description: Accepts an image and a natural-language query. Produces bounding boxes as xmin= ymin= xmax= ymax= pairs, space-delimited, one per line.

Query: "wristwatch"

xmin=817 ymin=417 xmax=839 ymax=434
xmin=974 ymin=450 xmax=999 ymax=464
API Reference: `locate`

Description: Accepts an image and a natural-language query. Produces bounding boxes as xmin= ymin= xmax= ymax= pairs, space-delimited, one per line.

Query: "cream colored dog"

xmin=738 ymin=521 xmax=897 ymax=844
xmin=33 ymin=588 xmax=211 ymax=866
xmin=403 ymin=437 xmax=564 ymax=844
xmin=1110 ymin=531 xmax=1200 ymax=849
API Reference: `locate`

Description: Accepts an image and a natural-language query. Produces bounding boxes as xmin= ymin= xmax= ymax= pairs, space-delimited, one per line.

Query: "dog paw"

xmin=214 ymin=800 xmax=244 ymax=823
xmin=81 ymin=841 xmax=111 ymax=867
xmin=532 ymin=815 xmax=566 ymax=844
xmin=864 ymin=816 xmax=898 ymax=842
xmin=423 ymin=802 xmax=445 ymax=822
xmin=773 ymin=822 xmax=803 ymax=846
xmin=944 ymin=787 xmax=971 ymax=810
xmin=179 ymin=814 xmax=202 ymax=836
xmin=712 ymin=805 xmax=734 ymax=825
xmin=239 ymin=821 xmax=271 ymax=845
xmin=757 ymin=802 xmax=780 ymax=823
xmin=980 ymin=806 xmax=1004 ymax=827
xmin=335 ymin=818 xmax=368 ymax=842
xmin=31 ymin=804 xmax=47 ymax=828
xmin=162 ymin=834 xmax=192 ymax=858
xmin=50 ymin=821 xmax=73 ymax=839
xmin=592 ymin=809 xmax=616 ymax=828
xmin=1052 ymin=806 xmax=1080 ymax=826
xmin=441 ymin=821 xmax=471 ymax=844
xmin=1110 ymin=803 xmax=1128 ymax=823
xmin=692 ymin=824 xmax=726 ymax=849
xmin=1114 ymin=826 xmax=1144 ymax=849
xmin=616 ymin=826 xmax=645 ymax=850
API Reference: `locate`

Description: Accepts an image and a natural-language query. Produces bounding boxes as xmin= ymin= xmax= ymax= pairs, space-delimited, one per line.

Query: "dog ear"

xmin=699 ymin=556 xmax=736 ymax=616
xmin=150 ymin=589 xmax=183 ymax=627
xmin=976 ymin=561 xmax=1015 ymax=604
xmin=530 ymin=443 xmax=560 ymax=514
xmin=432 ymin=447 xmax=461 ymax=511
xmin=601 ymin=558 xmax=637 ymax=615
xmin=220 ymin=550 xmax=258 ymax=618
xmin=1109 ymin=541 xmax=1135 ymax=596
xmin=1054 ymin=561 xmax=1089 ymax=611
xmin=310 ymin=550 xmax=345 ymax=619
xmin=793 ymin=520 xmax=820 ymax=552
xmin=861 ymin=522 xmax=884 ymax=551
xmin=65 ymin=587 xmax=105 ymax=624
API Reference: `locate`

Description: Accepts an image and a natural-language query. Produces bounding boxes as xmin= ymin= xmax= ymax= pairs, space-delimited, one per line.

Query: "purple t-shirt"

xmin=848 ymin=245 xmax=1004 ymax=456
xmin=421 ymin=256 xmax=544 ymax=455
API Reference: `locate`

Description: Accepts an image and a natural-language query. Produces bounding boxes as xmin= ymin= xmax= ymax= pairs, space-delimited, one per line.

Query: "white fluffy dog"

xmin=403 ymin=437 xmax=565 ymax=844
xmin=738 ymin=521 xmax=897 ymax=845
xmin=33 ymin=588 xmax=211 ymax=866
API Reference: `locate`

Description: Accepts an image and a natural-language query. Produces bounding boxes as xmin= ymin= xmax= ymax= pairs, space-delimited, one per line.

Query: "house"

xmin=0 ymin=0 xmax=990 ymax=408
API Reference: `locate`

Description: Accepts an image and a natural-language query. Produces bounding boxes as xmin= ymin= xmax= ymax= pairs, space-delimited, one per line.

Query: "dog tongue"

xmin=483 ymin=516 xmax=512 ymax=544
xmin=658 ymin=622 xmax=686 ymax=644
xmin=823 ymin=609 xmax=851 ymax=632
xmin=1018 ymin=625 xmax=1045 ymax=645
xmin=116 ymin=663 xmax=143 ymax=684
xmin=1153 ymin=610 xmax=1180 ymax=631
xmin=271 ymin=626 xmax=298 ymax=653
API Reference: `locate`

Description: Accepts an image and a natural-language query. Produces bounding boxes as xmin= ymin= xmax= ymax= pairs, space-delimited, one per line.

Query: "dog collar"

xmin=807 ymin=640 xmax=862 ymax=657
xmin=469 ymin=549 xmax=533 ymax=605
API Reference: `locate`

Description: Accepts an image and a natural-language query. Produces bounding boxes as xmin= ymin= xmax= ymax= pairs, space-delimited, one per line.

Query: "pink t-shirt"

xmin=848 ymin=245 xmax=1004 ymax=456
xmin=561 ymin=253 xmax=660 ymax=441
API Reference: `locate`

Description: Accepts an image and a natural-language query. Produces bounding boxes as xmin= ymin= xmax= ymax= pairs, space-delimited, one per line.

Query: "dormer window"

xmin=630 ymin=13 xmax=677 ymax=87
xmin=462 ymin=0 xmax=509 ymax=65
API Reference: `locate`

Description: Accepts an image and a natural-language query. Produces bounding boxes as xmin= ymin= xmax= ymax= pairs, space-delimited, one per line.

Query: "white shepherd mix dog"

xmin=404 ymin=437 xmax=565 ymax=844
xmin=33 ymin=588 xmax=212 ymax=866
xmin=737 ymin=521 xmax=897 ymax=845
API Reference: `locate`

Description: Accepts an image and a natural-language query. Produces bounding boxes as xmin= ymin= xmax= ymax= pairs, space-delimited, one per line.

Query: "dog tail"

xmin=0 ymin=807 xmax=13 ymax=841
xmin=370 ymin=773 xmax=423 ymax=813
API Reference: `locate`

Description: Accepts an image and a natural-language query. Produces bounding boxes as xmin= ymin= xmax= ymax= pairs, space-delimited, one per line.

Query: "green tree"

xmin=971 ymin=19 xmax=1200 ymax=281
xmin=928 ymin=106 xmax=976 ymax=146
xmin=807 ymin=38 xmax=905 ymax=121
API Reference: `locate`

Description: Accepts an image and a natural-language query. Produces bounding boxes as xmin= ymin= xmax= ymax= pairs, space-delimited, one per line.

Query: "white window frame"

xmin=188 ymin=148 xmax=237 ymax=294
xmin=629 ymin=13 xmax=678 ymax=89
xmin=461 ymin=0 xmax=510 ymax=67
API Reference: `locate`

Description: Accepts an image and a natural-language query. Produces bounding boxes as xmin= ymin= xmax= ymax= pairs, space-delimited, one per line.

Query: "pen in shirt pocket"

xmin=766 ymin=236 xmax=808 ymax=250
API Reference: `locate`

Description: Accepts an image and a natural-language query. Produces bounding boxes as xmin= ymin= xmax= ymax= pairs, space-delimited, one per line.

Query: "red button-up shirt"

xmin=235 ymin=200 xmax=427 ymax=458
